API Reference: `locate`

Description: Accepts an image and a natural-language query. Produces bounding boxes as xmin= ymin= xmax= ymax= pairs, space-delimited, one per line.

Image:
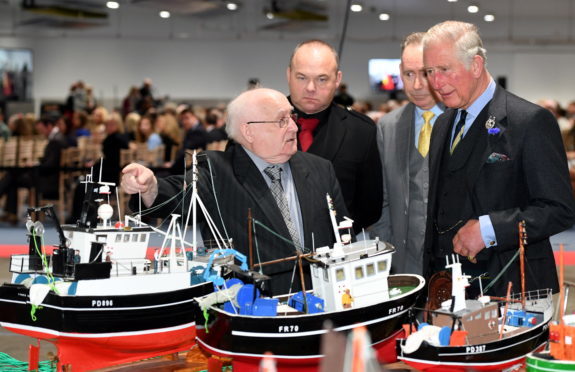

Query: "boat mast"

xmin=519 ymin=221 xmax=526 ymax=308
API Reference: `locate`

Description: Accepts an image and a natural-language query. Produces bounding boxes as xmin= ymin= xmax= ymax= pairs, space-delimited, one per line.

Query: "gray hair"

xmin=401 ymin=32 xmax=426 ymax=53
xmin=224 ymin=88 xmax=283 ymax=141
xmin=423 ymin=21 xmax=487 ymax=68
xmin=225 ymin=94 xmax=243 ymax=140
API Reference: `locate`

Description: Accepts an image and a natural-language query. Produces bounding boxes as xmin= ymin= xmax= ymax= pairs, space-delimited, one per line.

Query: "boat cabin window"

xmin=366 ymin=263 xmax=375 ymax=277
xmin=115 ymin=234 xmax=122 ymax=242
xmin=132 ymin=234 xmax=138 ymax=242
xmin=377 ymin=260 xmax=388 ymax=272
xmin=67 ymin=231 xmax=73 ymax=239
xmin=335 ymin=268 xmax=345 ymax=282
xmin=492 ymin=309 xmax=497 ymax=318
xmin=140 ymin=234 xmax=146 ymax=242
xmin=355 ymin=266 xmax=364 ymax=280
xmin=124 ymin=234 xmax=130 ymax=242
xmin=484 ymin=311 xmax=490 ymax=320
xmin=96 ymin=235 xmax=107 ymax=242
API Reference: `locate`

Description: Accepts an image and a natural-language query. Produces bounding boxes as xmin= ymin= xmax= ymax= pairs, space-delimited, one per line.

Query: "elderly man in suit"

xmin=370 ymin=32 xmax=444 ymax=275
xmin=287 ymin=39 xmax=383 ymax=232
xmin=422 ymin=21 xmax=575 ymax=296
xmin=121 ymin=88 xmax=348 ymax=296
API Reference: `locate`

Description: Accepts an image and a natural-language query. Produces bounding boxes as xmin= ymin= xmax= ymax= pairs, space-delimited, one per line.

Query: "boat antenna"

xmin=297 ymin=253 xmax=309 ymax=313
xmin=519 ymin=221 xmax=526 ymax=308
xmin=97 ymin=156 xmax=103 ymax=182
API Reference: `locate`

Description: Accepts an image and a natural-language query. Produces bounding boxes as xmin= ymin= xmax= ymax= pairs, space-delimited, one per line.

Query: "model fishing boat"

xmin=193 ymin=195 xmax=425 ymax=371
xmin=526 ymin=246 xmax=575 ymax=372
xmin=0 ymin=155 xmax=237 ymax=371
xmin=397 ymin=222 xmax=553 ymax=371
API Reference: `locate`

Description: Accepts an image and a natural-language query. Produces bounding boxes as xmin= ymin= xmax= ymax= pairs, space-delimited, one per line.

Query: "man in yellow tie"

xmin=369 ymin=32 xmax=443 ymax=275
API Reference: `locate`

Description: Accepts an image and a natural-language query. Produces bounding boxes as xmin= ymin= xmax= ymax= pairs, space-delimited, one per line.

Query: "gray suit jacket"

xmin=370 ymin=103 xmax=426 ymax=274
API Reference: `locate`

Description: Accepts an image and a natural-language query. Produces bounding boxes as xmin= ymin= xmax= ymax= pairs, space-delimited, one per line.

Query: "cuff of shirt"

xmin=479 ymin=215 xmax=497 ymax=248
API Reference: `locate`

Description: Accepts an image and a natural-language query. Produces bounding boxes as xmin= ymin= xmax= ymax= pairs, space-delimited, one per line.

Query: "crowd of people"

xmin=2 ymin=20 xmax=575 ymax=301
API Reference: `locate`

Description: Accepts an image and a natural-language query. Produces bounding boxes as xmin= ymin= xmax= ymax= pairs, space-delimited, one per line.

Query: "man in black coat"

xmin=286 ymin=40 xmax=383 ymax=232
xmin=121 ymin=88 xmax=349 ymax=295
xmin=423 ymin=21 xmax=575 ymax=296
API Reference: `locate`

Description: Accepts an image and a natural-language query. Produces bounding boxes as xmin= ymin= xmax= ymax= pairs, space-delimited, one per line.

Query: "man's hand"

xmin=452 ymin=219 xmax=485 ymax=262
xmin=121 ymin=163 xmax=158 ymax=208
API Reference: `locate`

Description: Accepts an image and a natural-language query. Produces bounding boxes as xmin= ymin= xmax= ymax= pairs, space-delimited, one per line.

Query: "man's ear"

xmin=471 ymin=55 xmax=484 ymax=78
xmin=240 ymin=123 xmax=253 ymax=144
xmin=335 ymin=70 xmax=342 ymax=88
xmin=286 ymin=67 xmax=291 ymax=84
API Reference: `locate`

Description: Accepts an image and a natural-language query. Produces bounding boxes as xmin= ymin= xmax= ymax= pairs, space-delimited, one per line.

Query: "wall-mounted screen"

xmin=368 ymin=58 xmax=402 ymax=93
xmin=0 ymin=48 xmax=33 ymax=102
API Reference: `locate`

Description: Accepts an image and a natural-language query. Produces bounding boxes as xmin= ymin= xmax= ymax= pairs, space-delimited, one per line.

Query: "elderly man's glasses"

xmin=246 ymin=112 xmax=298 ymax=128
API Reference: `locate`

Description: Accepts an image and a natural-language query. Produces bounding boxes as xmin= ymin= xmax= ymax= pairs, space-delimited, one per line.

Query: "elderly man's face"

xmin=245 ymin=94 xmax=298 ymax=164
xmin=424 ymin=40 xmax=480 ymax=110
xmin=287 ymin=44 xmax=342 ymax=114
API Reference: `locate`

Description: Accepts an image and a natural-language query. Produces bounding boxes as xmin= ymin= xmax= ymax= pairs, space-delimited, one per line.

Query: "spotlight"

xmin=227 ymin=2 xmax=238 ymax=11
xmin=159 ymin=10 xmax=171 ymax=18
xmin=350 ymin=3 xmax=363 ymax=12
xmin=484 ymin=14 xmax=495 ymax=22
xmin=266 ymin=12 xmax=274 ymax=19
xmin=379 ymin=13 xmax=390 ymax=21
xmin=106 ymin=1 xmax=119 ymax=9
xmin=467 ymin=5 xmax=479 ymax=13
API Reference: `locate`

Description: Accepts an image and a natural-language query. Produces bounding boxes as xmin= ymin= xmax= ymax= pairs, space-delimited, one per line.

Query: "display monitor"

xmin=0 ymin=48 xmax=33 ymax=101
xmin=368 ymin=58 xmax=403 ymax=93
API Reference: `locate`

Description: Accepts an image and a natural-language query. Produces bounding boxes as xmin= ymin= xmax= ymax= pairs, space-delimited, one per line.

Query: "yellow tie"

xmin=417 ymin=111 xmax=435 ymax=157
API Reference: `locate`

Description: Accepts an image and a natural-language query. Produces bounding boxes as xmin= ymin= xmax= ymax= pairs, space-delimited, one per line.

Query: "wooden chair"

xmin=81 ymin=142 xmax=103 ymax=167
xmin=134 ymin=143 xmax=165 ymax=167
xmin=206 ymin=140 xmax=228 ymax=152
xmin=2 ymin=138 xmax=18 ymax=167
xmin=33 ymin=136 xmax=48 ymax=164
xmin=37 ymin=147 xmax=82 ymax=224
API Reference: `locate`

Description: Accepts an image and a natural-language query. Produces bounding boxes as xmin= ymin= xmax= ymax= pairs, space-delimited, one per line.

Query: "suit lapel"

xmin=289 ymin=153 xmax=313 ymax=246
xmin=309 ymin=104 xmax=347 ymax=161
xmin=397 ymin=105 xmax=414 ymax=207
xmin=465 ymin=85 xmax=509 ymax=188
xmin=232 ymin=146 xmax=291 ymax=239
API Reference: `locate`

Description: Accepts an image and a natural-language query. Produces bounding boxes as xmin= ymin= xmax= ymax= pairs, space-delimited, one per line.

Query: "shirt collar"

xmin=414 ymin=104 xmax=444 ymax=122
xmin=465 ymin=78 xmax=496 ymax=119
xmin=243 ymin=146 xmax=287 ymax=174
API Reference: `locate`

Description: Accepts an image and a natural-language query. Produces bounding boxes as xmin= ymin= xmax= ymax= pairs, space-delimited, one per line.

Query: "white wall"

xmin=2 ymin=34 xmax=575 ymax=114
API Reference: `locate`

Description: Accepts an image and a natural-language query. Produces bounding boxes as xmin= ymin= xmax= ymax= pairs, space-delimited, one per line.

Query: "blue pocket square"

xmin=487 ymin=152 xmax=510 ymax=163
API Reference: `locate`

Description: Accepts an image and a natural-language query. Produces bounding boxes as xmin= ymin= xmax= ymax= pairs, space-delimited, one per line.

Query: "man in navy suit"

xmin=422 ymin=21 xmax=575 ymax=296
xmin=121 ymin=88 xmax=348 ymax=295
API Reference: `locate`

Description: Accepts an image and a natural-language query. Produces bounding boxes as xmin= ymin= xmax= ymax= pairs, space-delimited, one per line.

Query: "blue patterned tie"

xmin=264 ymin=166 xmax=301 ymax=249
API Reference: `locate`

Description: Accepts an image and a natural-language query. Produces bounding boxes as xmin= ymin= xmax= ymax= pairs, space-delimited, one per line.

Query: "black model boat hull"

xmin=194 ymin=274 xmax=424 ymax=371
xmin=0 ymin=281 xmax=214 ymax=371
xmin=396 ymin=320 xmax=550 ymax=371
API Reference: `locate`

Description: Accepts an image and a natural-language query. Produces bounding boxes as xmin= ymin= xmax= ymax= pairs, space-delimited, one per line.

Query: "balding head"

xmin=226 ymin=88 xmax=298 ymax=164
xmin=287 ymin=39 xmax=342 ymax=114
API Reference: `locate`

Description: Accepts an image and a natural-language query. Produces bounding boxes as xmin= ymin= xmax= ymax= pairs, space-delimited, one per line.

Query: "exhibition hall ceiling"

xmin=0 ymin=0 xmax=574 ymax=45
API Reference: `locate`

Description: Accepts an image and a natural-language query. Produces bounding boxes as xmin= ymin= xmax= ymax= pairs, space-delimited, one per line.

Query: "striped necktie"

xmin=450 ymin=110 xmax=468 ymax=154
xmin=264 ymin=165 xmax=301 ymax=250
